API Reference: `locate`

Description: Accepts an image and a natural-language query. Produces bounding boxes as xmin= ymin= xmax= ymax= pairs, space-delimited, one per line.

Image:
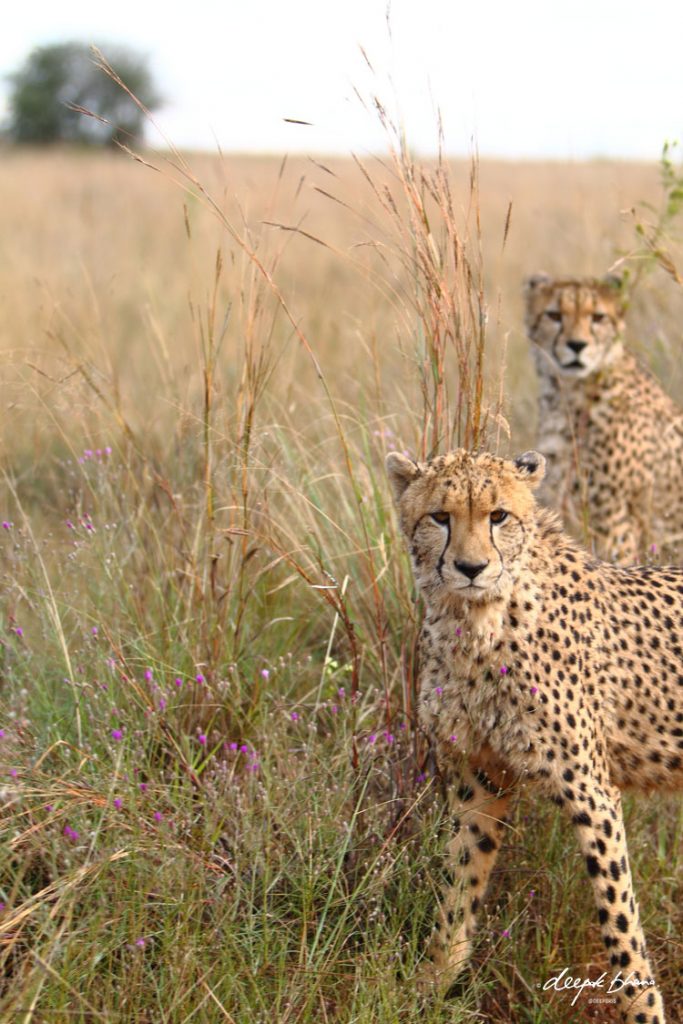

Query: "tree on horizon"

xmin=6 ymin=42 xmax=162 ymax=146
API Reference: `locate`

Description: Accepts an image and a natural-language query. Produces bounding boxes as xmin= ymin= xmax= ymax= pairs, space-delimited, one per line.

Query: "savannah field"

xmin=1 ymin=140 xmax=682 ymax=1023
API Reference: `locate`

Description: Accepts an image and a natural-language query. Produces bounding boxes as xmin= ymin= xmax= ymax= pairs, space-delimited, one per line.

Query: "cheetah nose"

xmin=455 ymin=560 xmax=489 ymax=580
xmin=567 ymin=339 xmax=588 ymax=354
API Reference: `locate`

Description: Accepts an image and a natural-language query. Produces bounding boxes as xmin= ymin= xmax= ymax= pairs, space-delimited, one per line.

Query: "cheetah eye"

xmin=430 ymin=511 xmax=450 ymax=525
xmin=545 ymin=310 xmax=562 ymax=323
xmin=591 ymin=311 xmax=607 ymax=323
xmin=490 ymin=509 xmax=508 ymax=525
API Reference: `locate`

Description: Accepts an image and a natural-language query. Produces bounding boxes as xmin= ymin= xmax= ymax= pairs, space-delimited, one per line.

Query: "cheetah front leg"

xmin=562 ymin=780 xmax=664 ymax=1024
xmin=420 ymin=754 xmax=514 ymax=991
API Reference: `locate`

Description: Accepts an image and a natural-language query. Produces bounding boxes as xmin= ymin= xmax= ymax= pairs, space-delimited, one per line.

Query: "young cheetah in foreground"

xmin=524 ymin=272 xmax=683 ymax=564
xmin=387 ymin=447 xmax=682 ymax=1024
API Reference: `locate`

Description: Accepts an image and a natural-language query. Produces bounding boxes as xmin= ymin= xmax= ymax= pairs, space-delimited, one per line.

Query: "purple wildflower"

xmin=500 ymin=665 xmax=508 ymax=675
xmin=174 ymin=677 xmax=183 ymax=687
xmin=198 ymin=734 xmax=207 ymax=745
xmin=114 ymin=798 xmax=123 ymax=810
xmin=111 ymin=729 xmax=123 ymax=741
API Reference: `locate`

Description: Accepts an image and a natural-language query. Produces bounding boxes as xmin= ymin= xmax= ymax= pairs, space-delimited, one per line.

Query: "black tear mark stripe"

xmin=531 ymin=312 xmax=551 ymax=333
xmin=590 ymin=316 xmax=616 ymax=343
xmin=490 ymin=523 xmax=504 ymax=569
xmin=490 ymin=513 xmax=524 ymax=566
xmin=436 ymin=520 xmax=451 ymax=581
xmin=551 ymin=323 xmax=565 ymax=363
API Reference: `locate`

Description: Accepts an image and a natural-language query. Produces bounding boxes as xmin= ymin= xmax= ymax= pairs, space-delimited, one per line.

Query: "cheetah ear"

xmin=602 ymin=271 xmax=627 ymax=312
xmin=386 ymin=452 xmax=421 ymax=502
xmin=602 ymin=272 xmax=623 ymax=291
xmin=523 ymin=272 xmax=552 ymax=293
xmin=513 ymin=450 xmax=546 ymax=490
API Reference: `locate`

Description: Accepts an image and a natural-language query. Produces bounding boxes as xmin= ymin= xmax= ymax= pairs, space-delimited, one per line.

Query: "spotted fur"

xmin=387 ymin=447 xmax=682 ymax=1023
xmin=524 ymin=273 xmax=683 ymax=564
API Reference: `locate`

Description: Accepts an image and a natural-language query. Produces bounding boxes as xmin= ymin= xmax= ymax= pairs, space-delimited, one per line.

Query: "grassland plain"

xmin=0 ymin=144 xmax=682 ymax=1023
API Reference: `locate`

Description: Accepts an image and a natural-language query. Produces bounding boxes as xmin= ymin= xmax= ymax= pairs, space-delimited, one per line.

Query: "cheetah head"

xmin=386 ymin=449 xmax=545 ymax=606
xmin=524 ymin=272 xmax=625 ymax=379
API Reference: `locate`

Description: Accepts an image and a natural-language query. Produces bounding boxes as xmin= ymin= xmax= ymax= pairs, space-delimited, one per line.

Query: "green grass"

xmin=4 ymin=658 xmax=680 ymax=1022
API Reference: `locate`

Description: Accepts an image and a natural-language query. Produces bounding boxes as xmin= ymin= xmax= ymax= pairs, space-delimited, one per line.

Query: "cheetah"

xmin=386 ymin=446 xmax=683 ymax=1024
xmin=524 ymin=272 xmax=683 ymax=564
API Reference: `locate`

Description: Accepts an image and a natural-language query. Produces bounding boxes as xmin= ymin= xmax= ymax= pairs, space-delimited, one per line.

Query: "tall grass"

xmin=0 ymin=127 xmax=681 ymax=1022
xmin=622 ymin=139 xmax=683 ymax=291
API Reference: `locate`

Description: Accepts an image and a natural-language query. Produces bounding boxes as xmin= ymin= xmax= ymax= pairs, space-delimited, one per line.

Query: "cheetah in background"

xmin=524 ymin=272 xmax=683 ymax=564
xmin=387 ymin=447 xmax=683 ymax=1024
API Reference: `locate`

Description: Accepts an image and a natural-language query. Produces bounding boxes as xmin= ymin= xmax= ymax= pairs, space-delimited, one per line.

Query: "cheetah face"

xmin=524 ymin=273 xmax=625 ymax=380
xmin=386 ymin=449 xmax=545 ymax=605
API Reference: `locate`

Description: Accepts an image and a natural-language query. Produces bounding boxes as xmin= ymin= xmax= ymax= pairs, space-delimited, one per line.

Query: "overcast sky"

xmin=1 ymin=0 xmax=682 ymax=159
